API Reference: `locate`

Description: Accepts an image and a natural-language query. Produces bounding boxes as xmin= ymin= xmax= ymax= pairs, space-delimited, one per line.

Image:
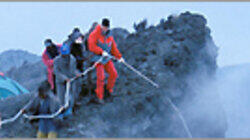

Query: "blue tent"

xmin=0 ymin=75 xmax=29 ymax=99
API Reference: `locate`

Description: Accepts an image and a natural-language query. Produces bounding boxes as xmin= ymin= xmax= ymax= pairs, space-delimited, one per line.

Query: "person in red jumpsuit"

xmin=88 ymin=18 xmax=125 ymax=104
xmin=42 ymin=39 xmax=62 ymax=93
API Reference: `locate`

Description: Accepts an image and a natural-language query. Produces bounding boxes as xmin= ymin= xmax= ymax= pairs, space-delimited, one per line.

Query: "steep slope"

xmin=0 ymin=11 xmax=227 ymax=138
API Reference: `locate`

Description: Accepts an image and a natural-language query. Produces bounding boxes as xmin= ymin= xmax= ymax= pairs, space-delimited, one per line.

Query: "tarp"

xmin=0 ymin=75 xmax=29 ymax=99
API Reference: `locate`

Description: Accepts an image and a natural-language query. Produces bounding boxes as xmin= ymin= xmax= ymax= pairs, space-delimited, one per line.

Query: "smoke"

xmin=168 ymin=39 xmax=227 ymax=137
xmin=215 ymin=64 xmax=250 ymax=138
xmin=175 ymin=69 xmax=227 ymax=137
xmin=176 ymin=60 xmax=250 ymax=138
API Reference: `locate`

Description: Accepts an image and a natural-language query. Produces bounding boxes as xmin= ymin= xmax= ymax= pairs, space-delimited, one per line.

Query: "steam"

xmin=176 ymin=70 xmax=227 ymax=137
xmin=216 ymin=64 xmax=250 ymax=138
xmin=176 ymin=62 xmax=250 ymax=138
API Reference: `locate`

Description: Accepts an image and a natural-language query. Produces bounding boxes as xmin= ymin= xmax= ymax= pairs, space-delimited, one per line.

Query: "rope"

xmin=108 ymin=55 xmax=159 ymax=88
xmin=0 ymin=54 xmax=158 ymax=126
xmin=0 ymin=57 xmax=103 ymax=126
xmin=0 ymin=54 xmax=192 ymax=138
xmin=165 ymin=97 xmax=193 ymax=138
xmin=0 ymin=97 xmax=34 ymax=125
xmin=121 ymin=61 xmax=159 ymax=88
xmin=22 ymin=82 xmax=70 ymax=120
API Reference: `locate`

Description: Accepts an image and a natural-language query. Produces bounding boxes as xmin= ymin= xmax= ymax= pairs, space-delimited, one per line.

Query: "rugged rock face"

xmin=0 ymin=12 xmax=227 ymax=138
xmin=6 ymin=61 xmax=47 ymax=93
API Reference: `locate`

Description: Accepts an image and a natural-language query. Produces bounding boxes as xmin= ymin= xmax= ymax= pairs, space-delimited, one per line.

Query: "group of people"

xmin=22 ymin=18 xmax=125 ymax=138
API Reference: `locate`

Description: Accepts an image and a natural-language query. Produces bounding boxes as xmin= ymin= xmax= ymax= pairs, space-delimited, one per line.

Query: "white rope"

xmin=0 ymin=97 xmax=34 ymax=125
xmin=0 ymin=54 xmax=158 ymax=126
xmin=22 ymin=57 xmax=103 ymax=120
xmin=108 ymin=55 xmax=159 ymax=88
xmin=165 ymin=97 xmax=193 ymax=138
xmin=122 ymin=61 xmax=159 ymax=88
xmin=0 ymin=54 xmax=191 ymax=138
xmin=0 ymin=57 xmax=103 ymax=126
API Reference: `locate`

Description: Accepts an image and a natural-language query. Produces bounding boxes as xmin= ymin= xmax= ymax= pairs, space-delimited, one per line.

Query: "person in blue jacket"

xmin=22 ymin=81 xmax=61 ymax=138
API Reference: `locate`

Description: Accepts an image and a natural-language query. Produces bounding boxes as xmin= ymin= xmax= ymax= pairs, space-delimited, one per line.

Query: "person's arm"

xmin=42 ymin=50 xmax=53 ymax=68
xmin=111 ymin=38 xmax=122 ymax=59
xmin=88 ymin=26 xmax=104 ymax=55
xmin=54 ymin=58 xmax=69 ymax=82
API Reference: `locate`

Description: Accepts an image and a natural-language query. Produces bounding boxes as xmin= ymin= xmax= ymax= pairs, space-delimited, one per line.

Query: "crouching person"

xmin=54 ymin=44 xmax=81 ymax=118
xmin=22 ymin=81 xmax=61 ymax=138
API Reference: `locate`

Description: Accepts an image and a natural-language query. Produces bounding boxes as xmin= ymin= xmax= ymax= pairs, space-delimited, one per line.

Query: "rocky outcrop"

xmin=6 ymin=61 xmax=47 ymax=93
xmin=0 ymin=50 xmax=40 ymax=72
xmin=0 ymin=11 xmax=227 ymax=138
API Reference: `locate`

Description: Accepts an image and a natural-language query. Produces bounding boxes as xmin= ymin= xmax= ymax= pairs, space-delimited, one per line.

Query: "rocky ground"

xmin=0 ymin=11 xmax=227 ymax=138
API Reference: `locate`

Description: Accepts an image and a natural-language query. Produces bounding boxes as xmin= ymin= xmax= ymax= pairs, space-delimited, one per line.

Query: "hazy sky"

xmin=0 ymin=2 xmax=249 ymax=67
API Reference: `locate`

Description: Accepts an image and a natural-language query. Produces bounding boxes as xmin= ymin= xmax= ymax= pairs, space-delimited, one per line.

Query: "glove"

xmin=118 ymin=57 xmax=125 ymax=63
xmin=76 ymin=73 xmax=82 ymax=78
xmin=64 ymin=78 xmax=71 ymax=84
xmin=102 ymin=51 xmax=109 ymax=57
xmin=21 ymin=109 xmax=26 ymax=114
xmin=75 ymin=37 xmax=83 ymax=44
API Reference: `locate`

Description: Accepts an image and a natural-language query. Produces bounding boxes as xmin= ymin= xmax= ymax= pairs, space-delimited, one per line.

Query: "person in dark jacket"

xmin=68 ymin=28 xmax=94 ymax=104
xmin=22 ymin=81 xmax=61 ymax=138
xmin=70 ymin=29 xmax=89 ymax=105
xmin=42 ymin=39 xmax=62 ymax=94
xmin=67 ymin=28 xmax=85 ymax=72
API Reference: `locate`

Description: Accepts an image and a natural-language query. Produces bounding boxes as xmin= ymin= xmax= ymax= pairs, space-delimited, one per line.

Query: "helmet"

xmin=60 ymin=43 xmax=70 ymax=55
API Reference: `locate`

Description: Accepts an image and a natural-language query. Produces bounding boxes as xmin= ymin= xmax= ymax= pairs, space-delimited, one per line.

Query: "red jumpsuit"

xmin=88 ymin=25 xmax=122 ymax=100
xmin=42 ymin=44 xmax=61 ymax=90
